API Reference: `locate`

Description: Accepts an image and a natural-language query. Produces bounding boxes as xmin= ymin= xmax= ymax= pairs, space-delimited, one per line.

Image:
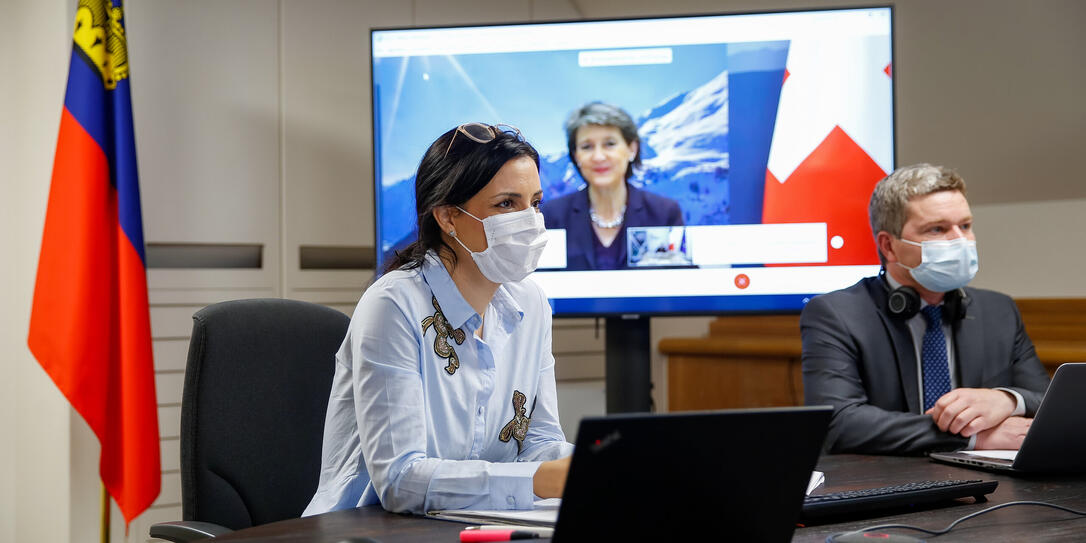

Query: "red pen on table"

xmin=459 ymin=527 xmax=547 ymax=542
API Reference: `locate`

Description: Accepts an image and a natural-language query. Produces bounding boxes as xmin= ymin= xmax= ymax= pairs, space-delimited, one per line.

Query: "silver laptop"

xmin=930 ymin=363 xmax=1086 ymax=473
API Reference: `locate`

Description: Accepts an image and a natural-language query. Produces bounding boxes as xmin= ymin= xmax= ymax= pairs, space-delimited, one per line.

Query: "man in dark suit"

xmin=801 ymin=164 xmax=1050 ymax=455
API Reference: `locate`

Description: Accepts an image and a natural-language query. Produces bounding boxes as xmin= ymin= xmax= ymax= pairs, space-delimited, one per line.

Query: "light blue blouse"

xmin=303 ymin=252 xmax=573 ymax=516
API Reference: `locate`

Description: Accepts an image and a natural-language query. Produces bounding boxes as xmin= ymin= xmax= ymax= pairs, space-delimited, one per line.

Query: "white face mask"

xmin=450 ymin=206 xmax=548 ymax=284
xmin=897 ymin=237 xmax=979 ymax=292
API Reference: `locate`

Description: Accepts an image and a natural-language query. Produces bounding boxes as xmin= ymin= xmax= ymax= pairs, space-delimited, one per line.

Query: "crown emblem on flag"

xmin=73 ymin=0 xmax=129 ymax=90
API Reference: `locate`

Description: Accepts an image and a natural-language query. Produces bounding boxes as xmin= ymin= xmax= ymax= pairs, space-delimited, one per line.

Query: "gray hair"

xmin=565 ymin=102 xmax=641 ymax=180
xmin=869 ymin=163 xmax=967 ymax=263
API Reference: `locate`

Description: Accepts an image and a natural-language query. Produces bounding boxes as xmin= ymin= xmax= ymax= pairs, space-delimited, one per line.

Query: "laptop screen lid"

xmin=553 ymin=406 xmax=832 ymax=542
xmin=1013 ymin=362 xmax=1086 ymax=472
xmin=929 ymin=363 xmax=1086 ymax=473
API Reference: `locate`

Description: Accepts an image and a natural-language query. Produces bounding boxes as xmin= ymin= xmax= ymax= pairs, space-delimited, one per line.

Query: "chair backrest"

xmin=179 ymin=298 xmax=349 ymax=529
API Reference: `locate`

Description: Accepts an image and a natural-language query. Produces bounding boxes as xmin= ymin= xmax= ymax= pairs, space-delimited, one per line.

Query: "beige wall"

xmin=4 ymin=2 xmax=73 ymax=542
xmin=971 ymin=198 xmax=1086 ymax=297
xmin=3 ymin=1 xmax=1084 ymax=542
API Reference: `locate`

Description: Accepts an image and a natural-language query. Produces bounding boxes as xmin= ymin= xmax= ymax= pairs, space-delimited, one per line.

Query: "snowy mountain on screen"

xmin=381 ymin=69 xmax=731 ymax=261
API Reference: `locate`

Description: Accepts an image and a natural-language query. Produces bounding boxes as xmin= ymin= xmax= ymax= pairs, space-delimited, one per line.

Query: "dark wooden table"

xmin=795 ymin=454 xmax=1086 ymax=542
xmin=210 ymin=505 xmax=463 ymax=543
xmin=212 ymin=455 xmax=1086 ymax=542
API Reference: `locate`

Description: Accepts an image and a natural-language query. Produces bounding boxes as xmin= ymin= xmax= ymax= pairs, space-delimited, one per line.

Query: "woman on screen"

xmin=542 ymin=101 xmax=684 ymax=270
xmin=304 ymin=123 xmax=572 ymax=516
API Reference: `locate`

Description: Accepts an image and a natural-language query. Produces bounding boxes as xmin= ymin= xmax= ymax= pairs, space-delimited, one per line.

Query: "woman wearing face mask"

xmin=542 ymin=101 xmax=684 ymax=270
xmin=304 ymin=124 xmax=573 ymax=516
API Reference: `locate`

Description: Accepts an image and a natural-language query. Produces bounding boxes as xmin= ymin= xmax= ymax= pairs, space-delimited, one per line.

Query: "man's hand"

xmin=975 ymin=416 xmax=1032 ymax=450
xmin=925 ymin=388 xmax=1016 ymax=437
xmin=533 ymin=456 xmax=571 ymax=498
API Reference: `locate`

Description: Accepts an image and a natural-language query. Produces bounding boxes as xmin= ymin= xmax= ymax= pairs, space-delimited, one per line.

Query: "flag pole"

xmin=101 ymin=481 xmax=110 ymax=543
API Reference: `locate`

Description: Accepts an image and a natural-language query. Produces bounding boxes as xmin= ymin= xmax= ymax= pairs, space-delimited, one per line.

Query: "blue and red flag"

xmin=29 ymin=0 xmax=160 ymax=524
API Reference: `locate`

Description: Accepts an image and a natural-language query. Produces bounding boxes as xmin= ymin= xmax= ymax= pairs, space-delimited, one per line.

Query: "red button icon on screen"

xmin=734 ymin=274 xmax=750 ymax=289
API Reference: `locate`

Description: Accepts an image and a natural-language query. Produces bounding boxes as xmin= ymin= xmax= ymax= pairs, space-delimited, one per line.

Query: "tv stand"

xmin=605 ymin=315 xmax=652 ymax=413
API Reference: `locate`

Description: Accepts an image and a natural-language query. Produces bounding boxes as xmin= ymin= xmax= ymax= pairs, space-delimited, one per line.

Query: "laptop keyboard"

xmin=801 ymin=479 xmax=998 ymax=521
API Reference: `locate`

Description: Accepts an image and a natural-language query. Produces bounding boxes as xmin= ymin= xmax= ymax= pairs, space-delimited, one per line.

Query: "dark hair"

xmin=565 ymin=101 xmax=642 ymax=181
xmin=384 ymin=125 xmax=541 ymax=274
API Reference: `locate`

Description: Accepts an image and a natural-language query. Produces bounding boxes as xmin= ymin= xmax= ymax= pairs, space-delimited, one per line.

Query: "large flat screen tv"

xmin=371 ymin=6 xmax=893 ymax=320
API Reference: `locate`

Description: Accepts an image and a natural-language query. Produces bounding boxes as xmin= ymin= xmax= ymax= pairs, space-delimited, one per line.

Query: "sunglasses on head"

xmin=442 ymin=123 xmax=523 ymax=159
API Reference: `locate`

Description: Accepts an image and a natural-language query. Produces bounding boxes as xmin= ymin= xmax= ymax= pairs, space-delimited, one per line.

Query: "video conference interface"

xmin=372 ymin=8 xmax=892 ymax=314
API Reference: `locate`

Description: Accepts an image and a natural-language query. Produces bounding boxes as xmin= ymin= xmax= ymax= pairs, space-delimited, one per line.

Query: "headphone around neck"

xmin=881 ymin=274 xmax=967 ymax=322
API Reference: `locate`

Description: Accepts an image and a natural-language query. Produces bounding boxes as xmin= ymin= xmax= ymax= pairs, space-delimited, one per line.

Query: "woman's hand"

xmin=532 ymin=456 xmax=571 ymax=498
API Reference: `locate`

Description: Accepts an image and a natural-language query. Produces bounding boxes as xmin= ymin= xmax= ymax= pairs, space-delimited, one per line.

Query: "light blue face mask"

xmin=897 ymin=237 xmax=979 ymax=292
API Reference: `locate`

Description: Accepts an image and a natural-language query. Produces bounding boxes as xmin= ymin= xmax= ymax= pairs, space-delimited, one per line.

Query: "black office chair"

xmin=150 ymin=298 xmax=349 ymax=542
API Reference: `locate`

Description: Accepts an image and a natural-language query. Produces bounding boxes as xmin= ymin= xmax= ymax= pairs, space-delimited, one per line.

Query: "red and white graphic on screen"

xmin=763 ymin=37 xmax=893 ymax=266
xmin=734 ymin=273 xmax=750 ymax=289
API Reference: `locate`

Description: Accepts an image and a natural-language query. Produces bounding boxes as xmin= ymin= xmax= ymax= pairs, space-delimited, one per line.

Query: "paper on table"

xmin=961 ymin=450 xmax=1018 ymax=461
xmin=807 ymin=471 xmax=825 ymax=496
xmin=433 ymin=473 xmax=826 ymax=525
xmin=426 ymin=498 xmax=560 ymax=527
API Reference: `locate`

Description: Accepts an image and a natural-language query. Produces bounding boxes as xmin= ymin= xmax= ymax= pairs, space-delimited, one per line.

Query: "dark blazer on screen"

xmin=541 ymin=183 xmax=683 ymax=271
xmin=800 ymin=275 xmax=1050 ymax=455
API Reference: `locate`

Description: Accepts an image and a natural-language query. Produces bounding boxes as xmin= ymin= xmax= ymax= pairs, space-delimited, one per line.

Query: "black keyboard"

xmin=801 ymin=479 xmax=998 ymax=522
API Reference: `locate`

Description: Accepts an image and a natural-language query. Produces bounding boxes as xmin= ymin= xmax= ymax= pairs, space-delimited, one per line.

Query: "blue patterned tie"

xmin=920 ymin=305 xmax=951 ymax=411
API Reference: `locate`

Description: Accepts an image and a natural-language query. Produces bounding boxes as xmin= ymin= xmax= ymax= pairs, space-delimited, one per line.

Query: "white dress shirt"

xmin=304 ymin=252 xmax=573 ymax=516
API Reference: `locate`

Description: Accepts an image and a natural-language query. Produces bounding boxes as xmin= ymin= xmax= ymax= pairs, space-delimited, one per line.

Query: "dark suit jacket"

xmin=800 ymin=276 xmax=1050 ymax=455
xmin=541 ymin=183 xmax=683 ymax=271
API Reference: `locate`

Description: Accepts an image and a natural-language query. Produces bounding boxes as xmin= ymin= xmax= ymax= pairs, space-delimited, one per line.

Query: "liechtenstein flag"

xmin=29 ymin=0 xmax=160 ymax=525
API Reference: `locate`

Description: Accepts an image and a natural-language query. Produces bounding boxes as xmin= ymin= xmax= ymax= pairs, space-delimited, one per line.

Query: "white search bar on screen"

xmin=578 ymin=47 xmax=674 ymax=67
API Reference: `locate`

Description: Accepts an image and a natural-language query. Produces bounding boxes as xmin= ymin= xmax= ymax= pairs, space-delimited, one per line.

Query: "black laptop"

xmin=929 ymin=363 xmax=1086 ymax=473
xmin=552 ymin=406 xmax=832 ymax=542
